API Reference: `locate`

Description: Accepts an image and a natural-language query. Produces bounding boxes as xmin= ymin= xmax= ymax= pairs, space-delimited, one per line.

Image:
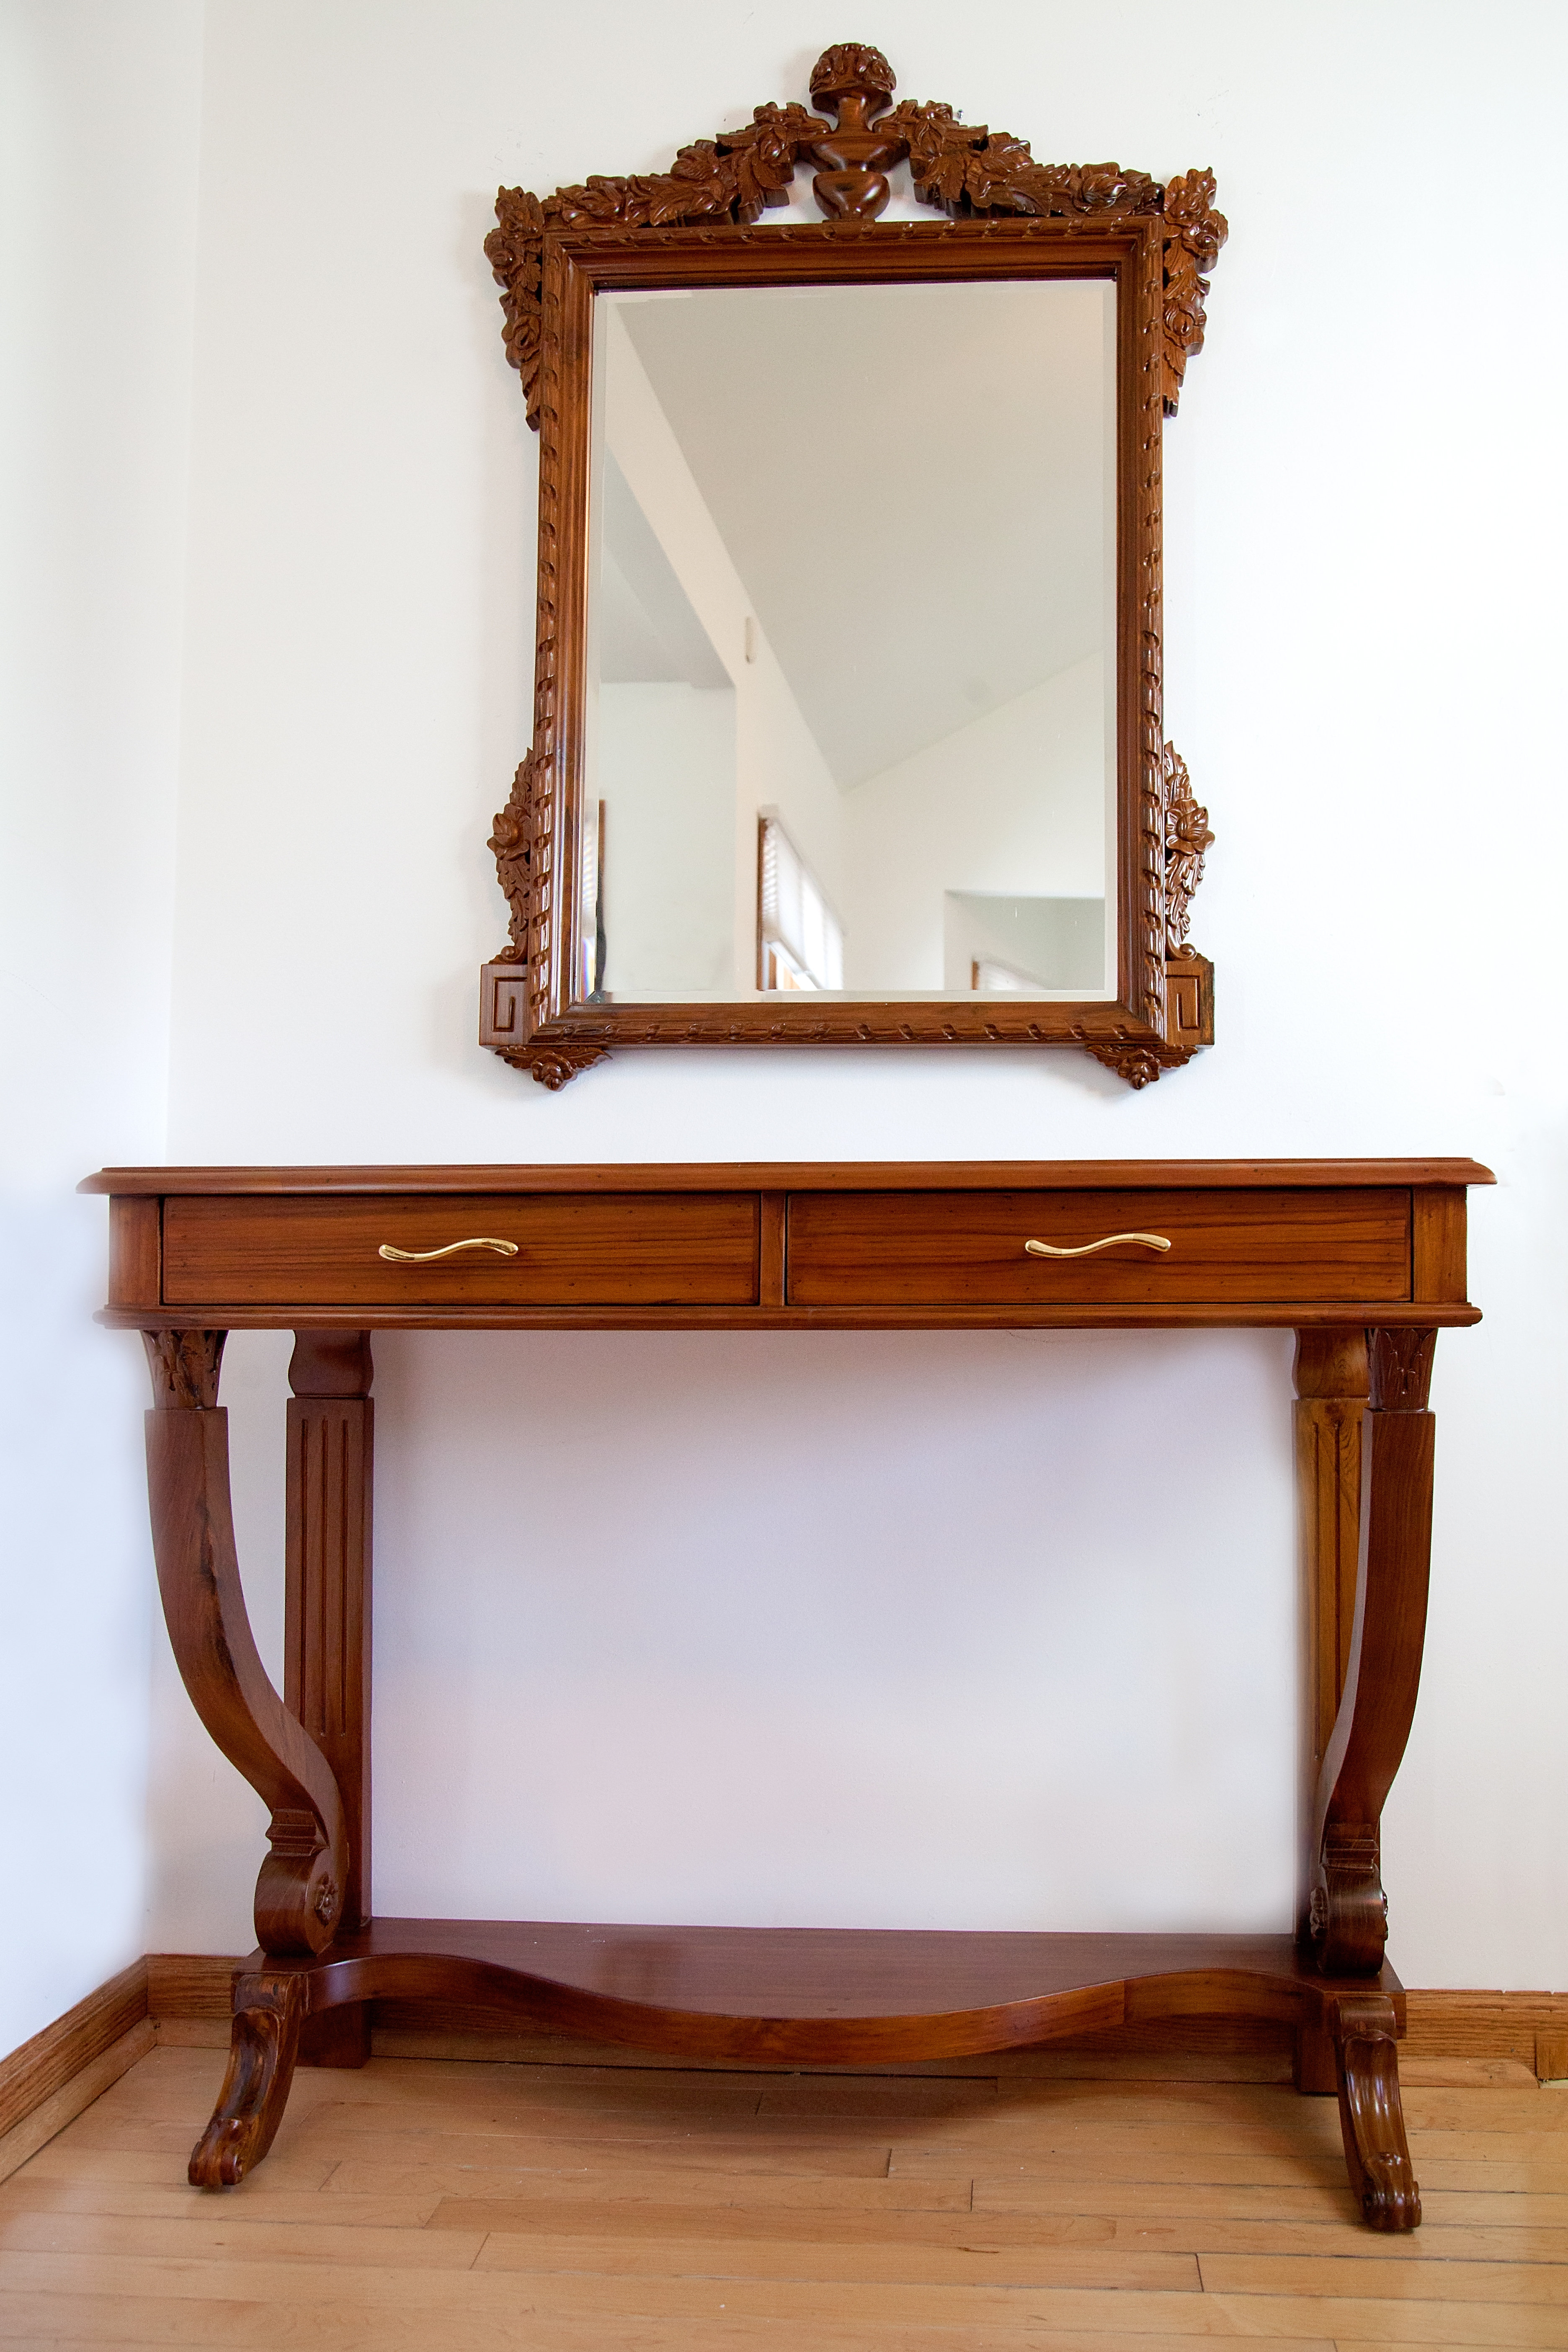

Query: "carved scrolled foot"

xmin=1329 ymin=1992 xmax=1421 ymax=2232
xmin=188 ymin=1972 xmax=307 ymax=2190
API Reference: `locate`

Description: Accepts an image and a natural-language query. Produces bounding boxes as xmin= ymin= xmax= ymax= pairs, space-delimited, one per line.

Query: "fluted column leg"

xmin=286 ymin=1331 xmax=374 ymax=2067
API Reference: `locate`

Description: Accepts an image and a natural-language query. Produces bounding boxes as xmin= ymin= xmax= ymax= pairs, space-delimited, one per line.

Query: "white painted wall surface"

xmin=9 ymin=2 xmax=1566 ymax=2061
xmin=0 ymin=0 xmax=201 ymax=2055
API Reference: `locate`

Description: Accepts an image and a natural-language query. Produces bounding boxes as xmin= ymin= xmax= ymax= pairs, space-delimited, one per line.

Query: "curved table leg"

xmin=189 ymin=1970 xmax=307 ymax=2189
xmin=1302 ymin=1325 xmax=1436 ymax=2230
xmin=142 ymin=1331 xmax=348 ymax=1956
xmin=1329 ymin=1990 xmax=1422 ymax=2231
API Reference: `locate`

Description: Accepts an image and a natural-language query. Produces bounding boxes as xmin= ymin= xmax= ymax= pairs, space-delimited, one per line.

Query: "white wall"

xmin=0 ymin=0 xmax=202 ymax=2054
xmin=10 ymin=0 xmax=1565 ymax=2056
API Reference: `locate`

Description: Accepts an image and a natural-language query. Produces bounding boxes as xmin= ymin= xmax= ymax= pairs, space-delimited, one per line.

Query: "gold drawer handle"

xmin=377 ymin=1237 xmax=519 ymax=1263
xmin=1025 ymin=1232 xmax=1172 ymax=1259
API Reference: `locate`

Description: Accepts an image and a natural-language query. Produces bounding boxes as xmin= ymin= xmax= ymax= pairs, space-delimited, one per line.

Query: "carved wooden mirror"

xmin=481 ymin=44 xmax=1223 ymax=1090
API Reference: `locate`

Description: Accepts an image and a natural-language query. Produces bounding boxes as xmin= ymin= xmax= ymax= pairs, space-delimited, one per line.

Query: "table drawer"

xmin=162 ymin=1194 xmax=760 ymax=1308
xmin=786 ymin=1189 xmax=1411 ymax=1307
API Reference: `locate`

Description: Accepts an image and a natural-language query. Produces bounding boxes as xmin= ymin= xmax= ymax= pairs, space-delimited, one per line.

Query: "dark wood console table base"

xmin=84 ymin=1158 xmax=1492 ymax=2233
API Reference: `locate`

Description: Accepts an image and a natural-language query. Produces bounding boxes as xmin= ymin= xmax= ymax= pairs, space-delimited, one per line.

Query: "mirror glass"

xmin=581 ymin=277 xmax=1117 ymax=1005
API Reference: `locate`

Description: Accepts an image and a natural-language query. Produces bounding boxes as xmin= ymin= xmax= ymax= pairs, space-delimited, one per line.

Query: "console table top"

xmin=82 ymin=1158 xmax=1495 ymax=1195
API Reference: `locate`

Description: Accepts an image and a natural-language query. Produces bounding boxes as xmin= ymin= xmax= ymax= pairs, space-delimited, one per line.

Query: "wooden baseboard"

xmin=146 ymin=1951 xmax=237 ymax=2024
xmin=0 ymin=1961 xmax=152 ymax=2183
xmin=1404 ymin=1989 xmax=1568 ymax=2077
xmin=143 ymin=1955 xmax=1568 ymax=2082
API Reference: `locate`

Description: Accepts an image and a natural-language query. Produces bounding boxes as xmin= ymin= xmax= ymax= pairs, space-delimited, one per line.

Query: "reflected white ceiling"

xmin=614 ymin=278 xmax=1112 ymax=790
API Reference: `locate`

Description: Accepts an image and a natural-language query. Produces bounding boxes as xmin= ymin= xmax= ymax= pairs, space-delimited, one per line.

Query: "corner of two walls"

xmin=0 ymin=0 xmax=203 ymax=2061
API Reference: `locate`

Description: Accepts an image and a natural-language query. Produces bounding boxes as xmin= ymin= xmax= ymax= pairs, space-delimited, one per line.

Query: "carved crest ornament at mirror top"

xmin=481 ymin=44 xmax=1225 ymax=1089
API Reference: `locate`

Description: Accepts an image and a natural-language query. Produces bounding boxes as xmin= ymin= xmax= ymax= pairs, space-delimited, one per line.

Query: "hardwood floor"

xmin=0 ymin=2040 xmax=1563 ymax=2347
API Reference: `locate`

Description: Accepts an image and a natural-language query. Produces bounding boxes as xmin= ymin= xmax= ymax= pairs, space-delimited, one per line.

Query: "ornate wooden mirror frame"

xmin=480 ymin=44 xmax=1225 ymax=1091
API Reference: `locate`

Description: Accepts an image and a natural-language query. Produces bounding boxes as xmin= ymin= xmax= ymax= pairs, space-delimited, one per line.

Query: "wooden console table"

xmin=83 ymin=1156 xmax=1491 ymax=2230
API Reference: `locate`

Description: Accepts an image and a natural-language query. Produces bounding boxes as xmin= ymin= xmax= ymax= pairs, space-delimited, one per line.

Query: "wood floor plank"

xmin=471 ymin=2228 xmax=1202 ymax=2289
xmin=1429 ymin=2154 xmax=1568 ymax=2192
xmin=976 ymin=2174 xmax=1568 ymax=2227
xmin=756 ymin=2079 xmax=1000 ymax=2117
xmin=895 ymin=2128 xmax=1353 ymax=2164
xmin=107 ymin=2081 xmax=775 ymax=2129
xmin=897 ymin=2148 xmax=1348 ymax=2186
xmin=0 ymin=2289 xmax=1339 ymax=2352
xmin=1418 ymin=2189 xmax=1568 ymax=2225
xmin=0 ymin=2250 xmax=1333 ymax=2326
xmin=974 ymin=2174 xmax=1356 ymax=2219
xmin=0 ymin=2177 xmax=444 ymax=2228
xmin=57 ymin=2114 xmax=902 ymax=2172
xmin=1403 ymin=2090 xmax=1568 ymax=2131
xmin=1406 ymin=2134 xmax=1568 ymax=2173
xmin=327 ymin=2155 xmax=952 ymax=2202
xmin=430 ymin=2196 xmax=1134 ymax=2245
xmin=934 ymin=2124 xmax=1563 ymax=2164
xmin=6 ymin=2253 xmax=1568 ymax=2342
xmin=1199 ymin=2249 xmax=1568 ymax=2303
xmin=0 ymin=2210 xmax=487 ymax=2269
xmin=1197 ymin=2296 xmax=1568 ymax=2346
xmin=430 ymin=2193 xmax=1568 ymax=2264
xmin=8 ymin=2143 xmax=337 ymax=2190
xmin=1401 ymin=2059 xmax=1542 ymax=2089
xmin=340 ymin=2133 xmax=897 ymax=2179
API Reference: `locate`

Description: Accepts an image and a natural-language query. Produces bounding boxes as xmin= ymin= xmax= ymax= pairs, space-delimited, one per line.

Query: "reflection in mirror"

xmin=583 ymin=277 xmax=1117 ymax=1004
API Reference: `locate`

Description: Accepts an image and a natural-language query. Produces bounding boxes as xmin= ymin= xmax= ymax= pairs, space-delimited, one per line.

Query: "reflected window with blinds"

xmin=758 ymin=815 xmax=843 ymax=993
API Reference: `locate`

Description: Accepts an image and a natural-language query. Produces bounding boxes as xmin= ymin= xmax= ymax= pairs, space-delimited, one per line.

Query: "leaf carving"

xmin=488 ymin=751 xmax=539 ymax=965
xmin=1162 ymin=742 xmax=1215 ymax=957
xmin=482 ymin=188 xmax=544 ymax=424
xmin=1159 ymin=169 xmax=1228 ymax=414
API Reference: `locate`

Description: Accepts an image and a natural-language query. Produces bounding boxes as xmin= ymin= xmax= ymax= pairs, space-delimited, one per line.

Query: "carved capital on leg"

xmin=142 ymin=1329 xmax=226 ymax=1408
xmin=189 ymin=1970 xmax=307 ymax=2189
xmin=142 ymin=1330 xmax=348 ymax=1956
xmin=1308 ymin=1327 xmax=1437 ymax=1975
xmin=1368 ymin=1326 xmax=1437 ymax=1412
xmin=1328 ymin=1990 xmax=1421 ymax=2231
